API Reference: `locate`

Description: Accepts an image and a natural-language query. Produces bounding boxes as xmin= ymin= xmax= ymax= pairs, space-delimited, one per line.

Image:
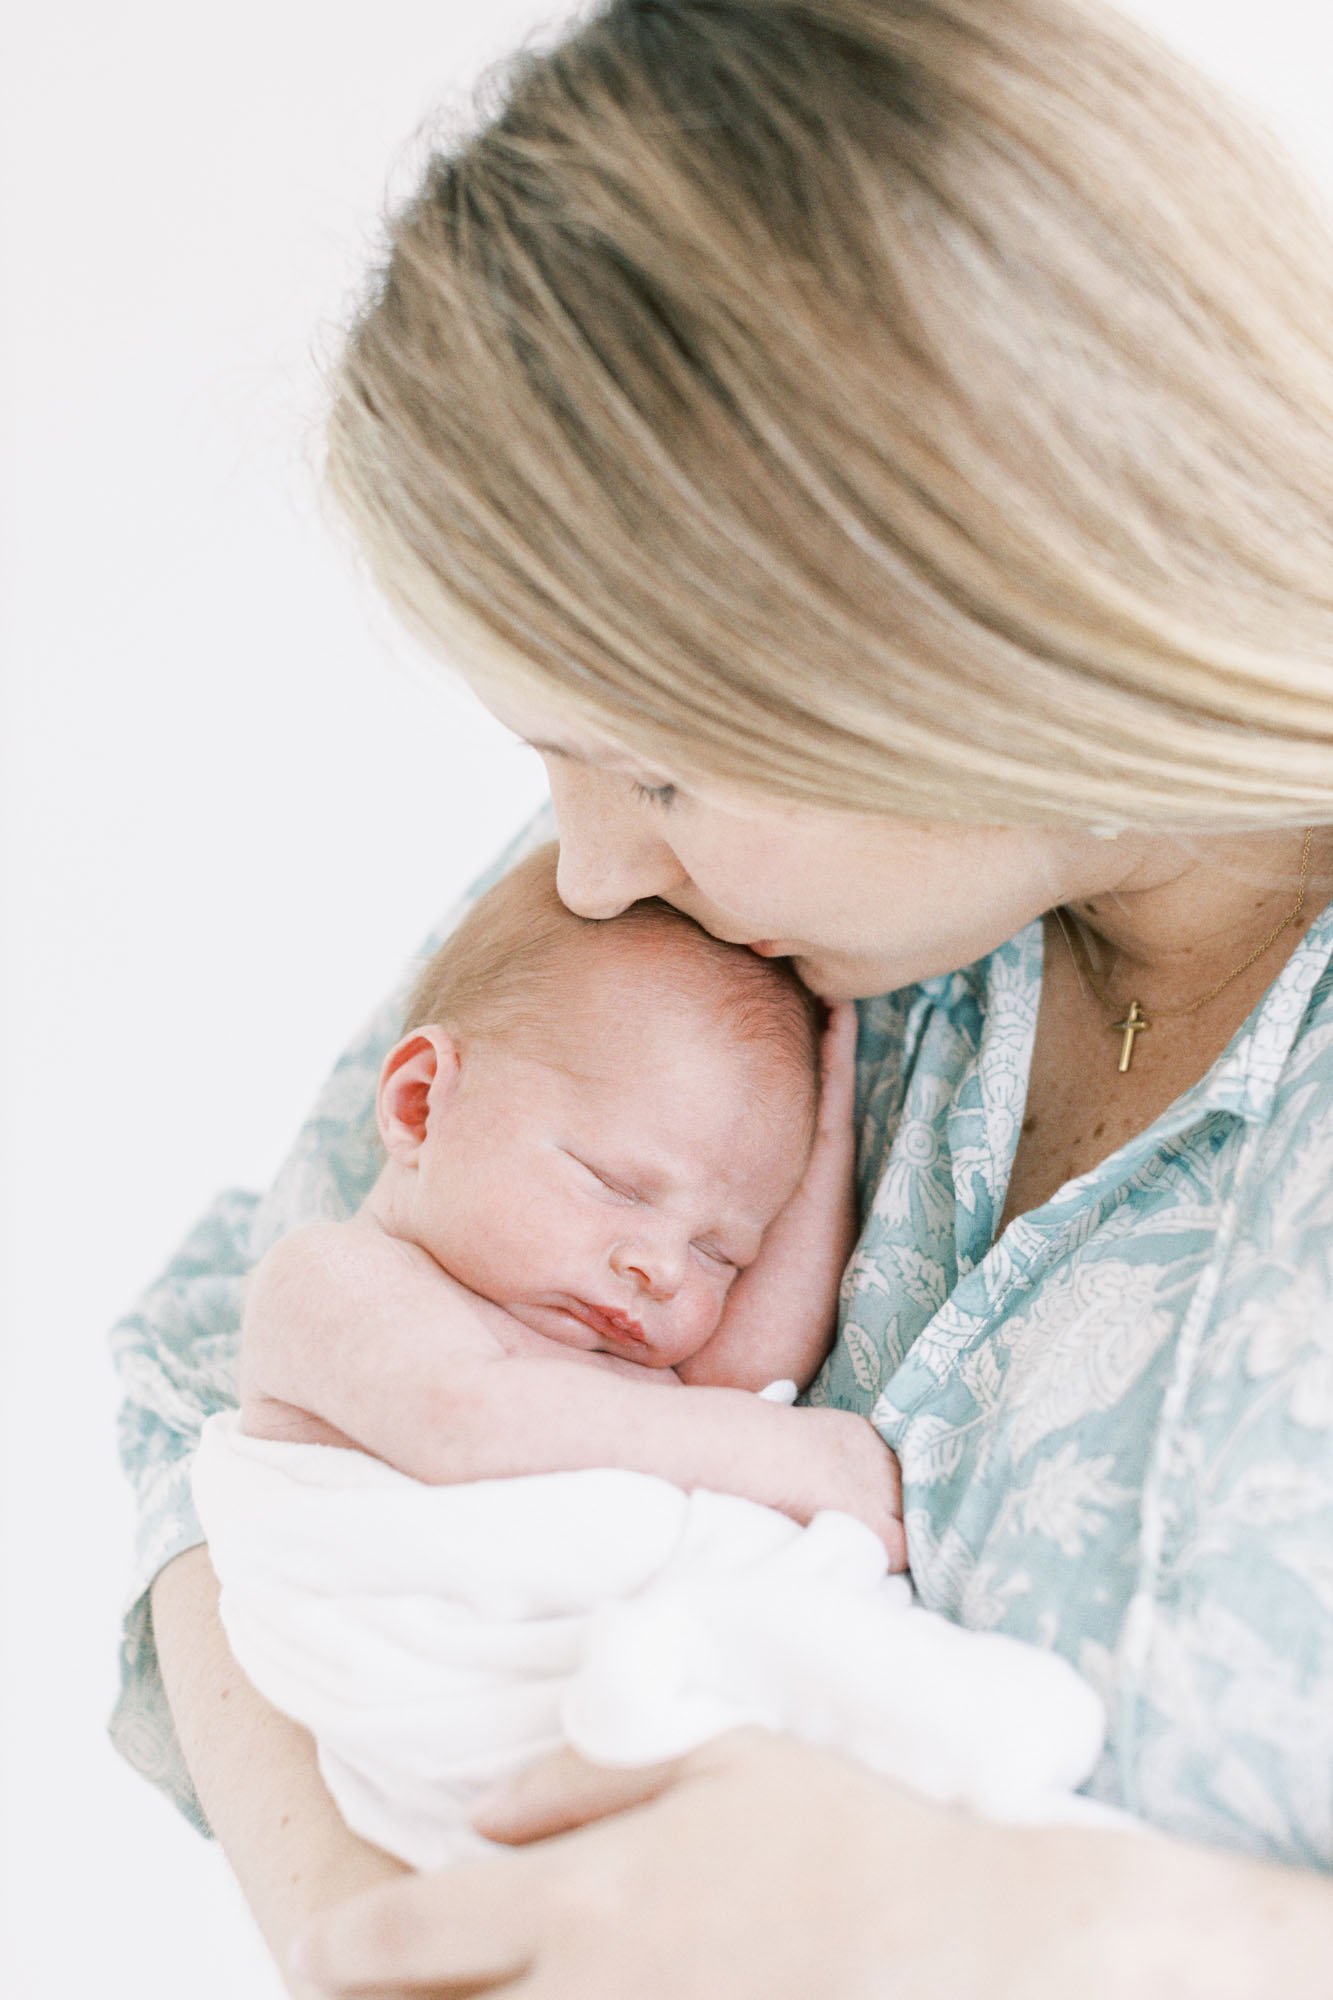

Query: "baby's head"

xmin=371 ymin=844 xmax=821 ymax=1368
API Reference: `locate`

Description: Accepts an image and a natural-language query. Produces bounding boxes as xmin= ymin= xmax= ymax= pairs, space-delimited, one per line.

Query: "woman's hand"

xmin=289 ymin=1728 xmax=1270 ymax=2000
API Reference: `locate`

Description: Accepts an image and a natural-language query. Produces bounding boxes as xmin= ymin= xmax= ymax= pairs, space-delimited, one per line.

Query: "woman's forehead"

xmin=456 ymin=647 xmax=690 ymax=779
xmin=475 ymin=681 xmax=647 ymax=771
xmin=472 ymin=680 xmax=802 ymax=822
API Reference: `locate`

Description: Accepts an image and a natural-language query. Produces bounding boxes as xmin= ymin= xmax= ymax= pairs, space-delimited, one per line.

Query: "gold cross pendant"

xmin=1113 ymin=1000 xmax=1149 ymax=1072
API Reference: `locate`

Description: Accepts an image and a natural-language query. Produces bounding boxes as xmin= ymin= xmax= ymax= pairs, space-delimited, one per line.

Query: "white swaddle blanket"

xmin=194 ymin=1408 xmax=1121 ymax=1869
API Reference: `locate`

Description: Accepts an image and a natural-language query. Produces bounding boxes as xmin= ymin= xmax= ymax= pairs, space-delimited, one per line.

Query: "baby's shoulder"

xmin=251 ymin=1215 xmax=473 ymax=1327
xmin=260 ymin=1212 xmax=426 ymax=1279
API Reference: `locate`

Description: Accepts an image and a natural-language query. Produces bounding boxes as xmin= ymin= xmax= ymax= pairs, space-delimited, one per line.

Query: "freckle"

xmin=219 ymin=1688 xmax=230 ymax=1702
xmin=1022 ymin=1115 xmax=1038 ymax=1134
xmin=280 ymin=1814 xmax=292 ymax=1829
xmin=1093 ymin=1121 xmax=1106 ymax=1138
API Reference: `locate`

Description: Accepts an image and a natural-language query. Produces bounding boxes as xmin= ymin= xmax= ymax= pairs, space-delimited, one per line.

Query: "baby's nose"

xmin=610 ymin=1236 xmax=686 ymax=1300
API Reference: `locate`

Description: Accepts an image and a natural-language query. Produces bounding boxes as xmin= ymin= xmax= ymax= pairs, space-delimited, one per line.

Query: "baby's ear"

xmin=376 ymin=1027 xmax=460 ymax=1165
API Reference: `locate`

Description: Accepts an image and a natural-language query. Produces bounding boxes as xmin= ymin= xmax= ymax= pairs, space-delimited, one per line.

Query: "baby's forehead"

xmin=554 ymin=922 xmax=801 ymax=1019
xmin=543 ymin=936 xmax=813 ymax=1087
xmin=533 ymin=1015 xmax=810 ymax=1251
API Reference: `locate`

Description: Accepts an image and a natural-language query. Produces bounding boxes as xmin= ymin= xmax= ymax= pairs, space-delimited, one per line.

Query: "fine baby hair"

xmin=404 ymin=840 xmax=824 ymax=1081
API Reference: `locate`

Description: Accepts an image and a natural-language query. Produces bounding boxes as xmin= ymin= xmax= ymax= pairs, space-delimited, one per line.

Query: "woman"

xmin=116 ymin=0 xmax=1333 ymax=1991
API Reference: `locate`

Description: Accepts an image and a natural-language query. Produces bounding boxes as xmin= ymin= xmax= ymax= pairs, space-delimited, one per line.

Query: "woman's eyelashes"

xmin=632 ymin=779 xmax=678 ymax=810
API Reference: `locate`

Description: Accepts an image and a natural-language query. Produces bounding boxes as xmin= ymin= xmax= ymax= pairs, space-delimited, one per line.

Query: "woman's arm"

xmin=104 ymin=810 xmax=558 ymax=1983
xmin=292 ymin=1731 xmax=1333 ymax=2000
xmin=150 ymin=1545 xmax=408 ymax=2000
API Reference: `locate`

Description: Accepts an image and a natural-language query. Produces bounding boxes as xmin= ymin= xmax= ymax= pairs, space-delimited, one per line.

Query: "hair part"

xmin=328 ymin=0 xmax=1333 ymax=831
xmin=405 ymin=841 xmax=823 ymax=1095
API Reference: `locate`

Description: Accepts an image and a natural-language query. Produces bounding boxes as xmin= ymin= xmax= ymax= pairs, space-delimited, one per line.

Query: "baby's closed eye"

xmin=564 ymin=1149 xmax=739 ymax=1270
xmin=693 ymin=1241 xmax=736 ymax=1270
xmin=565 ymin=1152 xmax=638 ymax=1202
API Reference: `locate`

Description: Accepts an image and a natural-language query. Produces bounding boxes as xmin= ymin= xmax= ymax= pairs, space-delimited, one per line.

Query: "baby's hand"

xmin=801 ymin=1408 xmax=906 ymax=1569
xmin=814 ymin=999 xmax=858 ymax=1148
xmin=678 ymin=1002 xmax=861 ymax=1394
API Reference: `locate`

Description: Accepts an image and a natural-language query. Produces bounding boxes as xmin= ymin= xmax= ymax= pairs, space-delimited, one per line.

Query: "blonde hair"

xmin=405 ymin=841 xmax=821 ymax=1081
xmin=327 ymin=0 xmax=1333 ymax=831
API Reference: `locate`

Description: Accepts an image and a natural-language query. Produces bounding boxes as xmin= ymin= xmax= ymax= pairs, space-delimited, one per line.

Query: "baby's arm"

xmin=677 ymin=1001 xmax=860 ymax=1392
xmin=239 ymin=1218 xmax=903 ymax=1564
xmin=428 ymin=1353 xmax=902 ymax=1561
xmin=239 ymin=1219 xmax=510 ymax=1450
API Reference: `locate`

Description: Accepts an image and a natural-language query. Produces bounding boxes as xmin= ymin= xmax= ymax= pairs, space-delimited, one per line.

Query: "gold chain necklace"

xmin=1064 ymin=828 xmax=1314 ymax=1074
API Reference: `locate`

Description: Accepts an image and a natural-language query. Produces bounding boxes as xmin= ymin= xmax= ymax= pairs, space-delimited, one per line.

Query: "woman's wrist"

xmin=151 ymin=1545 xmax=409 ymax=1995
xmin=965 ymin=1812 xmax=1332 ymax=2000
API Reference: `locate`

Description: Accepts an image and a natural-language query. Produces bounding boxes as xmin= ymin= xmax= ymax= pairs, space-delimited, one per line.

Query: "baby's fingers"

xmin=817 ymin=1002 xmax=859 ymax=1130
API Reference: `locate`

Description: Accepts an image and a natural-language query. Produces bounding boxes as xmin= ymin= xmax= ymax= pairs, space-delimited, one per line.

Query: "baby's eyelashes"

xmin=565 ymin=1149 xmax=740 ymax=1270
xmin=567 ymin=1153 xmax=638 ymax=1202
xmin=692 ymin=1241 xmax=736 ymax=1271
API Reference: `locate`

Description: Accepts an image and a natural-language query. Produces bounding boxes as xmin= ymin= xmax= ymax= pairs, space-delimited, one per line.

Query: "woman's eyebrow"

xmin=522 ymin=737 xmax=643 ymax=774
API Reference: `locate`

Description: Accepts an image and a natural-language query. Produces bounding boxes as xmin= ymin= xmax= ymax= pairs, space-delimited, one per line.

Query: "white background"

xmin=2 ymin=3 xmax=1330 ymax=1994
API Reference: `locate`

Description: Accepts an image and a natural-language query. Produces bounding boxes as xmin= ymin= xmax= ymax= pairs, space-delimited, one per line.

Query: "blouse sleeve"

xmin=107 ymin=807 xmax=555 ymax=1831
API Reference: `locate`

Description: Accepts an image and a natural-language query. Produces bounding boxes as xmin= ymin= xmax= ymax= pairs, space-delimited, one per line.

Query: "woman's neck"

xmin=1058 ymin=826 xmax=1333 ymax=1011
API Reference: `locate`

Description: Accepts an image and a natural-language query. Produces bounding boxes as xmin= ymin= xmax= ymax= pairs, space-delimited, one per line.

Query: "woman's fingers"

xmin=289 ymin=1857 xmax=537 ymax=1994
xmin=472 ymin=1745 xmax=690 ymax=1845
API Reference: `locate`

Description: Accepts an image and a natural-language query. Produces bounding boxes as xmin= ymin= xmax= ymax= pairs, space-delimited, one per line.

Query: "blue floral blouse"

xmin=109 ymin=808 xmax=1333 ymax=1870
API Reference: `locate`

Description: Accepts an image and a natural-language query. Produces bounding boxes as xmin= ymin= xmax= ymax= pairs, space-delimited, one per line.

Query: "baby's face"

xmin=403 ymin=960 xmax=813 ymax=1369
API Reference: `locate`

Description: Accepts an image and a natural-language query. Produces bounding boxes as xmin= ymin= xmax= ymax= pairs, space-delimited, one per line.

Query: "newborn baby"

xmin=196 ymin=844 xmax=1109 ymax=1867
xmin=239 ymin=842 xmax=902 ymax=1551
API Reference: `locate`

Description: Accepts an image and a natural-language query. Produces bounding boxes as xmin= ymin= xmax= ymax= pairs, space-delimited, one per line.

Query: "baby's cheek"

xmin=693 ymin=1268 xmax=732 ymax=1339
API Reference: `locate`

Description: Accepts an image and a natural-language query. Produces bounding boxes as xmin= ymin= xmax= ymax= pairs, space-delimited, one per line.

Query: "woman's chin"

xmin=791 ymin=951 xmax=903 ymax=1003
xmin=790 ymin=955 xmax=856 ymax=1002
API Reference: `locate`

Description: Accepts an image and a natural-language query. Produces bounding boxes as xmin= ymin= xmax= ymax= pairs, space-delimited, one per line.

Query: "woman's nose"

xmin=548 ymin=764 xmax=686 ymax=919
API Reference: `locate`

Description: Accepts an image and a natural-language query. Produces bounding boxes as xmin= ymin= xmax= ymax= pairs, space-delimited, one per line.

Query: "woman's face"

xmin=478 ymin=683 xmax=1098 ymax=1000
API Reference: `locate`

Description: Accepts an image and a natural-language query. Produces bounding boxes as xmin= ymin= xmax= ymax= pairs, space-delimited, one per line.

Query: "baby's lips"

xmin=564 ymin=1298 xmax=651 ymax=1346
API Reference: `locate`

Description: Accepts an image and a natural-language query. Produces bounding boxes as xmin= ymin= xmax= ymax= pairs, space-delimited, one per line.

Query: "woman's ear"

xmin=376 ymin=1026 xmax=461 ymax=1165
